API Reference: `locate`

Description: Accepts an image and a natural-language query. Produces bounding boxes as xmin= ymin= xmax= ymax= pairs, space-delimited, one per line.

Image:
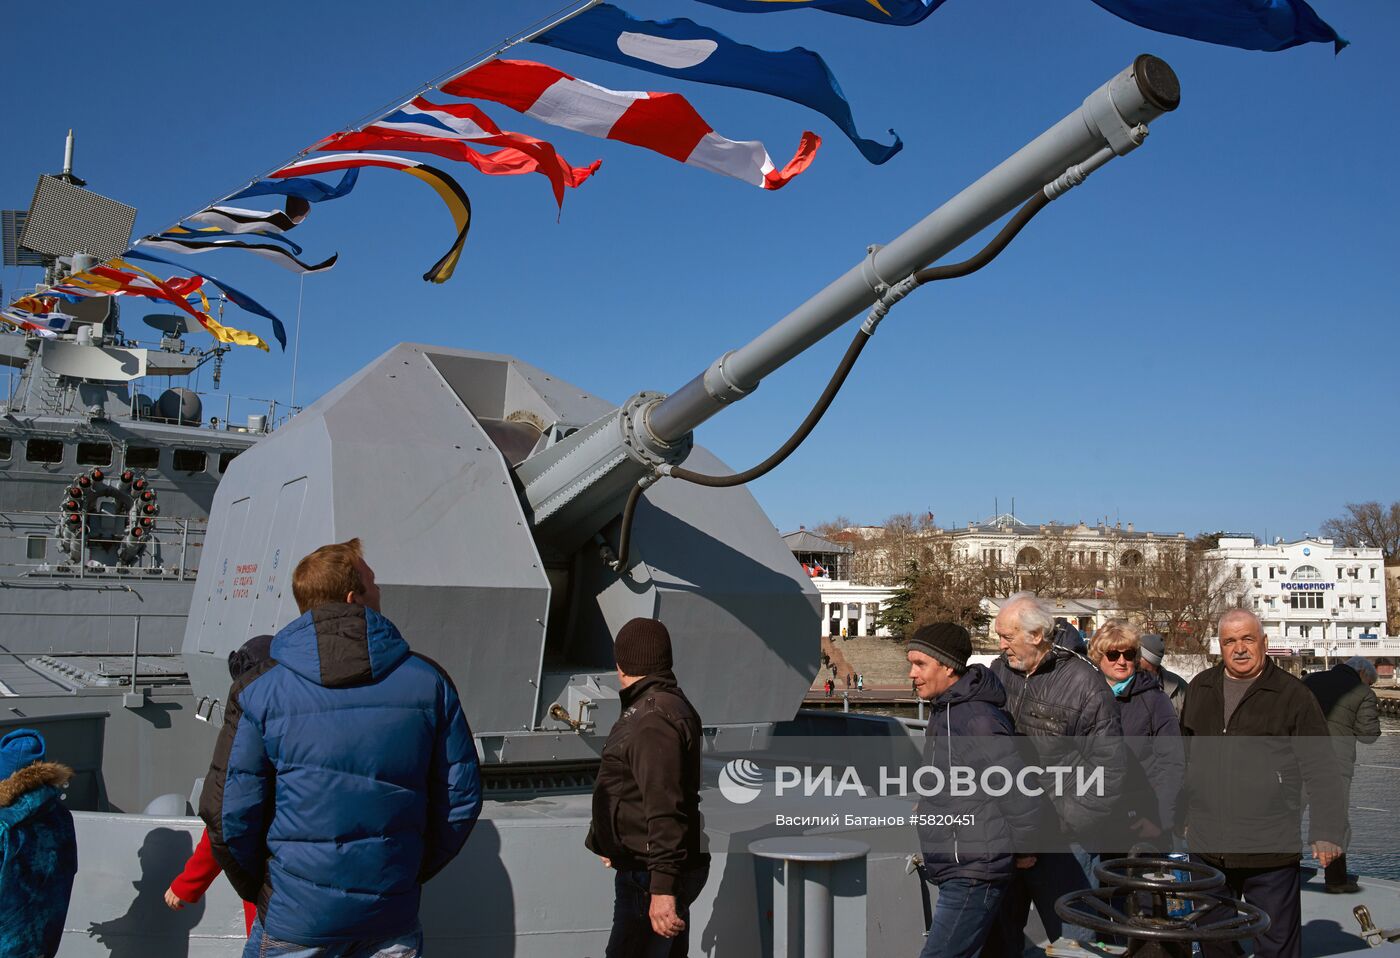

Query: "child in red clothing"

xmin=164 ymin=827 xmax=256 ymax=933
xmin=164 ymin=634 xmax=275 ymax=936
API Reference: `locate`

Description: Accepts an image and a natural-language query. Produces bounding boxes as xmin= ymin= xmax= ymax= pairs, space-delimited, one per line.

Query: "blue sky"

xmin=3 ymin=1 xmax=1396 ymax=541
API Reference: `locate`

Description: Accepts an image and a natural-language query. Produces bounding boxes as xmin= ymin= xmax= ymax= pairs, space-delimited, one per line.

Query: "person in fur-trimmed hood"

xmin=0 ymin=728 xmax=78 ymax=958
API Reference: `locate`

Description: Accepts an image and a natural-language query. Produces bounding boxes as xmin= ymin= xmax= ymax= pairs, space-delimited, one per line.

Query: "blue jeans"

xmin=243 ymin=920 xmax=423 ymax=958
xmin=919 ymin=878 xmax=1007 ymax=958
xmin=606 ymin=868 xmax=709 ymax=958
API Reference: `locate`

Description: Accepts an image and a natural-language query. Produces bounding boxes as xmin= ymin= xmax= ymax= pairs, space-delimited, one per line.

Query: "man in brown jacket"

xmin=587 ymin=618 xmax=709 ymax=957
xmin=1181 ymin=610 xmax=1345 ymax=958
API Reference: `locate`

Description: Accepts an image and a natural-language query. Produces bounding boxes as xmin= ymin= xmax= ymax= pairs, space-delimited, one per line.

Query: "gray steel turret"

xmin=184 ymin=56 xmax=1182 ymax=773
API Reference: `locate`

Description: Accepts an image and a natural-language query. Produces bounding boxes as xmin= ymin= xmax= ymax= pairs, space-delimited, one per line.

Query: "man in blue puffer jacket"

xmin=908 ymin=623 xmax=1042 ymax=958
xmin=200 ymin=538 xmax=482 ymax=958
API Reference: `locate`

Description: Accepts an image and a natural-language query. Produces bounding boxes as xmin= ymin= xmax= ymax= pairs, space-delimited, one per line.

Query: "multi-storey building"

xmin=1207 ymin=536 xmax=1391 ymax=661
xmin=856 ymin=514 xmax=1187 ymax=593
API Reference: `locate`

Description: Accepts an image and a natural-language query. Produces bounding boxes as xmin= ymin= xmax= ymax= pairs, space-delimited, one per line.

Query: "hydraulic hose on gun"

xmin=606 ymin=185 xmax=1060 ymax=571
xmin=666 ymin=188 xmax=1053 ymax=490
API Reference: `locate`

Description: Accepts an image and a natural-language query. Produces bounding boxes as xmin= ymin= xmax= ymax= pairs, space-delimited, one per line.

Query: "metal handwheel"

xmin=1055 ymin=857 xmax=1270 ymax=957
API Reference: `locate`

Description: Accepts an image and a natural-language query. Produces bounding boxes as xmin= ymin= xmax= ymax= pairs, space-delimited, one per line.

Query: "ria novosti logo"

xmin=718 ymin=759 xmax=765 ymax=805
xmin=715 ymin=760 xmax=1105 ymax=805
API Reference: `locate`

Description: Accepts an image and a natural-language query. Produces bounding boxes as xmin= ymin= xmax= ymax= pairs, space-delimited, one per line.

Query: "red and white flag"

xmin=442 ymin=59 xmax=820 ymax=190
xmin=317 ymin=97 xmax=600 ymax=210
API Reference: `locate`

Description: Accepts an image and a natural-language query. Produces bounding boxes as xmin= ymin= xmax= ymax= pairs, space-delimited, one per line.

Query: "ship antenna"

xmin=57 ymin=129 xmax=86 ymax=187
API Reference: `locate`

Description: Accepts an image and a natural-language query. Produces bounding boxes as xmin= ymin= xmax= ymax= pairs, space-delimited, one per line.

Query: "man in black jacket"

xmin=587 ymin=618 xmax=709 ymax=957
xmin=1181 ymin=609 xmax=1344 ymax=958
xmin=1303 ymin=656 xmax=1381 ymax=892
xmin=983 ymin=593 xmax=1125 ymax=955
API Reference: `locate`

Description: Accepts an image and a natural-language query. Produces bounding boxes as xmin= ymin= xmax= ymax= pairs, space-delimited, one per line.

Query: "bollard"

xmin=749 ymin=837 xmax=869 ymax=958
xmin=842 ymin=692 xmax=849 ymax=713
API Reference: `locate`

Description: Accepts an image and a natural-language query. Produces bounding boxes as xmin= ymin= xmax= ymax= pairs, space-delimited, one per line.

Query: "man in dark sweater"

xmin=587 ymin=618 xmax=709 ymax=957
xmin=1181 ymin=609 xmax=1345 ymax=958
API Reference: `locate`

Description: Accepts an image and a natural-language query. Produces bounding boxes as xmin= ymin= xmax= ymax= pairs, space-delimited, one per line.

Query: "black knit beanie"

xmin=614 ymin=618 xmax=674 ymax=676
xmin=906 ymin=622 xmax=972 ymax=671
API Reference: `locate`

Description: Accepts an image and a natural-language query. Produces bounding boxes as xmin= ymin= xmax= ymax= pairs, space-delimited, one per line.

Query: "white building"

xmin=783 ymin=529 xmax=893 ymax=638
xmin=858 ymin=515 xmax=1187 ymax=592
xmin=1207 ymin=536 xmax=1393 ymax=665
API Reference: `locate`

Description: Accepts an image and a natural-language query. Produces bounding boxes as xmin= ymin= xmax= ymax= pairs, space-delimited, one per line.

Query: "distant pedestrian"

xmin=825 ymin=679 xmax=834 ymax=698
xmin=846 ymin=672 xmax=853 ymax=690
xmin=166 ymin=635 xmax=274 ymax=934
xmin=856 ymin=674 xmax=864 ymax=692
xmin=1181 ymin=609 xmax=1344 ymax=958
xmin=1137 ymin=633 xmax=1187 ymax=716
xmin=0 ymin=728 xmax=77 ymax=958
xmin=588 ymin=618 xmax=709 ymax=957
xmin=908 ymin=624 xmax=1041 ymax=958
xmin=202 ymin=538 xmax=482 ymax=957
xmin=1303 ymin=656 xmax=1381 ymax=893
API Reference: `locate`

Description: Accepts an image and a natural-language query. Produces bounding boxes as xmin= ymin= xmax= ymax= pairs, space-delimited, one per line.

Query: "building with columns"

xmin=856 ymin=514 xmax=1187 ymax=593
xmin=783 ymin=529 xmax=893 ymax=638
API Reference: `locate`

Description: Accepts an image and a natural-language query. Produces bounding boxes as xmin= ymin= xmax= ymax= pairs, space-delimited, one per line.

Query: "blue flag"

xmin=691 ymin=0 xmax=946 ymax=26
xmin=228 ymin=167 xmax=361 ymax=221
xmin=695 ymin=0 xmax=1342 ymax=51
xmin=123 ymin=248 xmax=289 ymax=351
xmin=534 ymin=3 xmax=900 ymax=164
xmin=1088 ymin=0 xmax=1344 ymax=53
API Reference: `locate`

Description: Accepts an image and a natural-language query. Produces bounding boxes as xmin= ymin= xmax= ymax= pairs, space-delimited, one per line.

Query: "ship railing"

xmin=125 ymin=387 xmax=297 ymax=435
xmin=0 ymin=509 xmax=205 ymax=580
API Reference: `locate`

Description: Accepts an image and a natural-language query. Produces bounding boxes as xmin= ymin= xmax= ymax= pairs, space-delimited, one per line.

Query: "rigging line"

xmin=289 ymin=273 xmax=306 ymax=413
xmin=138 ymin=0 xmax=604 ymax=248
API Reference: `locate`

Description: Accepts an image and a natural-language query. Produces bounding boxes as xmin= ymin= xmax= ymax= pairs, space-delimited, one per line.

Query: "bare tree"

xmin=810 ymin=515 xmax=858 ymax=539
xmin=1112 ymin=545 xmax=1241 ymax=654
xmin=1320 ymin=502 xmax=1400 ymax=561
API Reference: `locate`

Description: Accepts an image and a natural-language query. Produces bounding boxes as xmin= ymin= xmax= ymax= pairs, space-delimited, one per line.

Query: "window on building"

xmin=1300 ymin=625 xmax=1312 ymax=640
xmin=1253 ymin=597 xmax=1260 ymax=609
xmin=1338 ymin=567 xmax=1345 ymax=581
xmin=25 ymin=438 xmax=63 ymax=463
xmin=1268 ymin=567 xmax=1275 ymax=580
xmin=0 ymin=437 xmax=10 ymax=460
xmin=1288 ymin=592 xmax=1324 ymax=610
xmin=1370 ymin=567 xmax=1378 ymax=579
xmin=1349 ymin=567 xmax=1359 ymax=578
xmin=1373 ymin=597 xmax=1379 ymax=609
xmin=76 ymin=442 xmax=113 ymax=466
xmin=1292 ymin=565 xmax=1322 ymax=581
xmin=1252 ymin=566 xmax=1259 ymax=580
xmin=26 ymin=536 xmax=45 ymax=561
xmin=218 ymin=451 xmax=240 ymax=473
xmin=125 ymin=446 xmax=159 ymax=469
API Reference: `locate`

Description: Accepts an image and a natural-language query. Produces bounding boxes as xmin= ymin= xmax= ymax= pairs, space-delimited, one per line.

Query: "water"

xmin=849 ymin=706 xmax=1400 ymax=880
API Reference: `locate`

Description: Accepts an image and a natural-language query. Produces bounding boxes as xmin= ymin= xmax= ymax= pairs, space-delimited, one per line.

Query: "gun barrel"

xmin=646 ymin=55 xmax=1179 ymax=444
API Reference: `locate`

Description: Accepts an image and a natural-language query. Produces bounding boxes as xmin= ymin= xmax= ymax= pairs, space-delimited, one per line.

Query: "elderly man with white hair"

xmin=981 ymin=592 xmax=1126 ymax=955
xmin=1180 ymin=608 xmax=1346 ymax=958
xmin=1304 ymin=654 xmax=1381 ymax=893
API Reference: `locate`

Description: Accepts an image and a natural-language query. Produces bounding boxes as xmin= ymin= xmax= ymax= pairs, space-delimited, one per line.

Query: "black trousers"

xmin=605 ymin=867 xmax=709 ymax=958
xmin=1193 ymin=860 xmax=1301 ymax=958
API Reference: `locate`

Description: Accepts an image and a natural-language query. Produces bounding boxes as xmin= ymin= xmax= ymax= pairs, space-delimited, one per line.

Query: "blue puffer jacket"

xmin=0 ymin=762 xmax=77 ymax=958
xmin=918 ymin=666 xmax=1044 ymax=883
xmin=201 ymin=603 xmax=482 ymax=945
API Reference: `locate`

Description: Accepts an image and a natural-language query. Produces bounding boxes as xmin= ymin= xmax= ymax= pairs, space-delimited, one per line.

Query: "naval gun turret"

xmin=183 ymin=56 xmax=1180 ymax=772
